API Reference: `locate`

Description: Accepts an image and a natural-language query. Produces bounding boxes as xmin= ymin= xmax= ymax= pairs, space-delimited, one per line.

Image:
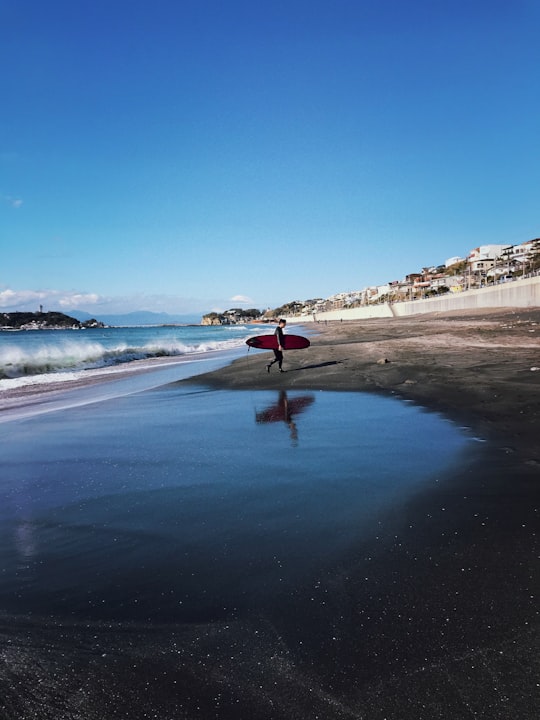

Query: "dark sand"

xmin=180 ymin=307 xmax=540 ymax=718
xmin=1 ymin=308 xmax=539 ymax=719
xmin=194 ymin=307 xmax=540 ymax=461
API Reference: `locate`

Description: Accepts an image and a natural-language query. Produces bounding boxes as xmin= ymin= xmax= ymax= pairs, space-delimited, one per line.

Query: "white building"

xmin=511 ymin=240 xmax=538 ymax=264
xmin=467 ymin=244 xmax=513 ymax=272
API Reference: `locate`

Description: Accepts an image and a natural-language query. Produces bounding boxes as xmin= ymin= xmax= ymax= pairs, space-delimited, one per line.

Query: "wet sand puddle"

xmin=0 ymin=385 xmax=472 ymax=624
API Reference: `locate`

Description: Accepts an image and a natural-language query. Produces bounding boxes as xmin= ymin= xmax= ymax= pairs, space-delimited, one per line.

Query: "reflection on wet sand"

xmin=255 ymin=391 xmax=315 ymax=444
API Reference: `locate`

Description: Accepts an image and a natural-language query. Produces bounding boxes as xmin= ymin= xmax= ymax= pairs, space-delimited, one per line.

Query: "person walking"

xmin=266 ymin=319 xmax=286 ymax=373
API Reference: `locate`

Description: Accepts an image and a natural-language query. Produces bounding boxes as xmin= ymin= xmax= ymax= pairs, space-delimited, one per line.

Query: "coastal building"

xmin=299 ymin=239 xmax=537 ymax=316
xmin=467 ymin=244 xmax=512 ymax=273
xmin=372 ymin=283 xmax=392 ymax=301
xmin=200 ymin=237 xmax=538 ymax=323
xmin=507 ymin=240 xmax=539 ymax=271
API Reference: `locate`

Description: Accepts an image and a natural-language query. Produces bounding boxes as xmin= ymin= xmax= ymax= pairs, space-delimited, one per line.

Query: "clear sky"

xmin=2 ymin=0 xmax=539 ymax=317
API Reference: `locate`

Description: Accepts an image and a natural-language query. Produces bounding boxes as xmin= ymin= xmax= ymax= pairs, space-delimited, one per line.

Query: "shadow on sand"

xmin=290 ymin=360 xmax=345 ymax=372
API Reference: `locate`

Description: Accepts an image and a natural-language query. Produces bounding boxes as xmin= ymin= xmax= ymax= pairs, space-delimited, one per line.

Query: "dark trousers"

xmin=270 ymin=348 xmax=283 ymax=369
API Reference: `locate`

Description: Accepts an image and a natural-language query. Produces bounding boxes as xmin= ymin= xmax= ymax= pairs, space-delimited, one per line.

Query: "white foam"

xmin=0 ymin=337 xmax=246 ymax=380
xmin=0 ymin=370 xmax=88 ymax=390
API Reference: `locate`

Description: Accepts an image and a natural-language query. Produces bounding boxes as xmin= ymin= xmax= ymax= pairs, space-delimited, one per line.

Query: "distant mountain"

xmin=66 ymin=310 xmax=201 ymax=326
xmin=65 ymin=310 xmax=95 ymax=322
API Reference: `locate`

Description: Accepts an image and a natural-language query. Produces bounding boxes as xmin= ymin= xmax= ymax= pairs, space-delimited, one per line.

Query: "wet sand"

xmin=0 ymin=350 xmax=243 ymax=422
xmin=192 ymin=307 xmax=540 ymax=461
xmin=1 ymin=308 xmax=539 ymax=719
xmin=179 ymin=307 xmax=540 ymax=718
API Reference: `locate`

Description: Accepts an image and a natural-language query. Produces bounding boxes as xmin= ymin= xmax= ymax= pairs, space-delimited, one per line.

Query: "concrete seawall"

xmin=286 ymin=275 xmax=540 ymax=323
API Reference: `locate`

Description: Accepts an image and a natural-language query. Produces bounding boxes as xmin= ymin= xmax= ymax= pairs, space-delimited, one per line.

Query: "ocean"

xmin=0 ymin=322 xmax=261 ymax=388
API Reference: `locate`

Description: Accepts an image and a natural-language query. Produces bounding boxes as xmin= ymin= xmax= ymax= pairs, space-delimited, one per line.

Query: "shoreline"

xmin=0 ymin=348 xmax=244 ymax=422
xmin=2 ymin=306 xmax=537 ymax=460
xmin=184 ymin=307 xmax=540 ymax=464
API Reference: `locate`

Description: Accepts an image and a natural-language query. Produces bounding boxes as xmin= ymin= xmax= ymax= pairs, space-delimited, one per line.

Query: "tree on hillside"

xmin=446 ymin=260 xmax=467 ymax=276
xmin=202 ymin=312 xmax=224 ymax=323
xmin=241 ymin=308 xmax=262 ymax=319
xmin=273 ymin=301 xmax=304 ymax=316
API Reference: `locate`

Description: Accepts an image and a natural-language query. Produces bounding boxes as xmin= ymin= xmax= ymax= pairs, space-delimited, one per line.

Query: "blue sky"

xmin=2 ymin=0 xmax=539 ymax=317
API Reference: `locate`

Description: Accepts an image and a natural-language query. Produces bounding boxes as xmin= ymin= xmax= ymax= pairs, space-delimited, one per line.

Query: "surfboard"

xmin=246 ymin=333 xmax=310 ymax=350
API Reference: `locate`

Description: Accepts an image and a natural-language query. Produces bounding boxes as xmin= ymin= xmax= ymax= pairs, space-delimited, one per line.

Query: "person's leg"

xmin=267 ymin=349 xmax=280 ymax=371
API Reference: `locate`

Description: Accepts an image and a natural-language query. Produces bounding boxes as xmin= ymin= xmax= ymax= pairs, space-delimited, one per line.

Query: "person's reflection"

xmin=255 ymin=391 xmax=314 ymax=445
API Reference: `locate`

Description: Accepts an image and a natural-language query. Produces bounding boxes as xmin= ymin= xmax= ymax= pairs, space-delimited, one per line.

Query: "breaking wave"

xmin=0 ymin=337 xmax=246 ymax=381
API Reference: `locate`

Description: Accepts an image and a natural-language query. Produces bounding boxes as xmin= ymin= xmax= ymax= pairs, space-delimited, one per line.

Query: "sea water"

xmin=0 ymin=380 xmax=474 ymax=624
xmin=0 ymin=323 xmax=261 ymax=385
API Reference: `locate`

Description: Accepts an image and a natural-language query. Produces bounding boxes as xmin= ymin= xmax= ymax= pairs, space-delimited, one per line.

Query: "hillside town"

xmin=202 ymin=237 xmax=540 ymax=324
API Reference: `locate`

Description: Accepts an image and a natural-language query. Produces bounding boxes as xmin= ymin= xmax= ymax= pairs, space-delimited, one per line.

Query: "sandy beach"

xmin=192 ymin=307 xmax=540 ymax=460
xmin=180 ymin=306 xmax=540 ymax=717
xmin=0 ymin=307 xmax=538 ymax=719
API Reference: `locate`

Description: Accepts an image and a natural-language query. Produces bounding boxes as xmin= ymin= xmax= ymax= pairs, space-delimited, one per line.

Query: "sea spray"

xmin=0 ymin=324 xmax=268 ymax=381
